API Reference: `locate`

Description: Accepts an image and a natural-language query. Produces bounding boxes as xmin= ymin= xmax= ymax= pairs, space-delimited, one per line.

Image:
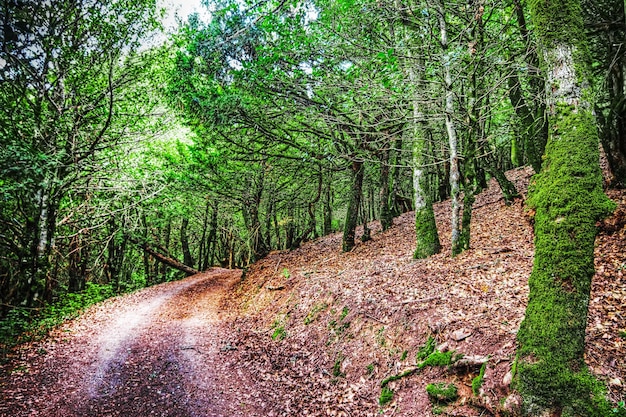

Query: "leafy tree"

xmin=0 ymin=0 xmax=162 ymax=309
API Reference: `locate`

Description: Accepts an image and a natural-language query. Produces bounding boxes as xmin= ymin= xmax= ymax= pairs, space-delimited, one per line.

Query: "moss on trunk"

xmin=516 ymin=107 xmax=614 ymax=415
xmin=515 ymin=1 xmax=617 ymax=414
xmin=414 ymin=204 xmax=441 ymax=259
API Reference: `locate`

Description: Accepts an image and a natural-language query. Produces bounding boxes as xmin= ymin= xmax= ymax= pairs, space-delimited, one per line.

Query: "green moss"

xmin=426 ymin=383 xmax=458 ymax=403
xmin=528 ymin=0 xmax=586 ymax=47
xmin=419 ymin=350 xmax=459 ymax=369
xmin=516 ymin=79 xmax=616 ymax=414
xmin=414 ymin=205 xmax=441 ymax=259
xmin=381 ymin=368 xmax=418 ymax=387
xmin=416 ymin=336 xmax=436 ymax=361
xmin=472 ymin=363 xmax=487 ymax=396
xmin=379 ymin=387 xmax=394 ymax=406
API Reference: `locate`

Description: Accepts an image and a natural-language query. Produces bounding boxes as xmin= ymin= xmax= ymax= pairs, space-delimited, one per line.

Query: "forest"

xmin=1 ymin=0 xmax=625 ymax=415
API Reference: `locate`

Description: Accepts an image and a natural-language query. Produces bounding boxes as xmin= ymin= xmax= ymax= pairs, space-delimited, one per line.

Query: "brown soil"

xmin=0 ymin=269 xmax=255 ymax=417
xmin=1 ymin=167 xmax=625 ymax=416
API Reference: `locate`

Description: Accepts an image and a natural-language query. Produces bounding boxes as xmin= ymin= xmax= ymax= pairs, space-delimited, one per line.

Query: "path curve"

xmin=0 ymin=269 xmax=255 ymax=417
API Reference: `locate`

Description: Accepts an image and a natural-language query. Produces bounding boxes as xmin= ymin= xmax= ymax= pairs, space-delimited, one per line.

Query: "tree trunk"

xmin=437 ymin=2 xmax=462 ymax=257
xmin=389 ymin=138 xmax=403 ymax=217
xmin=204 ymin=202 xmax=218 ymax=270
xmin=68 ymin=233 xmax=87 ymax=293
xmin=486 ymin=165 xmax=519 ymax=205
xmin=180 ymin=217 xmax=194 ymax=268
xmin=508 ymin=0 xmax=549 ymax=172
xmin=323 ymin=174 xmax=333 ymax=235
xmin=515 ymin=0 xmax=616 ymax=413
xmin=198 ymin=199 xmax=211 ymax=271
xmin=342 ymin=160 xmax=364 ymax=252
xmin=408 ymin=52 xmax=441 ymax=259
xmin=130 ymin=236 xmax=199 ymax=276
xmin=379 ymin=147 xmax=393 ymax=231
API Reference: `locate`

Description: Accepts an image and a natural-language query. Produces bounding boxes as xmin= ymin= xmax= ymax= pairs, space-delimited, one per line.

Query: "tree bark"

xmin=130 ymin=236 xmax=199 ymax=276
xmin=379 ymin=147 xmax=393 ymax=231
xmin=408 ymin=51 xmax=441 ymax=259
xmin=180 ymin=217 xmax=194 ymax=268
xmin=515 ymin=0 xmax=616 ymax=413
xmin=436 ymin=1 xmax=462 ymax=257
xmin=342 ymin=160 xmax=364 ymax=252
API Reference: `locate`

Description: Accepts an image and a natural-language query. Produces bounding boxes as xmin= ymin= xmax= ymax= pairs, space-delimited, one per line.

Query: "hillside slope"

xmin=217 ymin=166 xmax=626 ymax=416
xmin=1 ymin=167 xmax=624 ymax=417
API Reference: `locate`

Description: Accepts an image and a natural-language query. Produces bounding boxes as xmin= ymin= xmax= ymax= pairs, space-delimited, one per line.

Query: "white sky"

xmin=159 ymin=0 xmax=212 ymax=32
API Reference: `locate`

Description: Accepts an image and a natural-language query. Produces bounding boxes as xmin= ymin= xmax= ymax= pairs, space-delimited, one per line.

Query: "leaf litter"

xmin=1 ymin=166 xmax=625 ymax=416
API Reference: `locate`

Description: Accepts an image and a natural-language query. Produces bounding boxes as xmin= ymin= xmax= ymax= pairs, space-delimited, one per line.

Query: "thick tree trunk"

xmin=515 ymin=0 xmax=616 ymax=414
xmin=342 ymin=160 xmax=364 ymax=252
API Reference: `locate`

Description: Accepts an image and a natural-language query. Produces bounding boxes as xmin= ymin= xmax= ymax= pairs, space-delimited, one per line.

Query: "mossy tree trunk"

xmin=413 ymin=136 xmax=441 ymax=259
xmin=407 ymin=46 xmax=441 ymax=259
xmin=515 ymin=0 xmax=616 ymax=414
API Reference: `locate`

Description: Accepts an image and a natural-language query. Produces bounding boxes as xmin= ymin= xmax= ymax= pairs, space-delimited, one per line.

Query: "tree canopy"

xmin=1 ymin=0 xmax=625 ymax=413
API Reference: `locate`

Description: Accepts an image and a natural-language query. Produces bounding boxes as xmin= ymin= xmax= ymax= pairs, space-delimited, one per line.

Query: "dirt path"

xmin=0 ymin=269 xmax=256 ymax=417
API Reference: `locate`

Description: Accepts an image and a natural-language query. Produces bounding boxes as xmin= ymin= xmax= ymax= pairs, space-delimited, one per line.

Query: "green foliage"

xmin=379 ymin=387 xmax=394 ymax=406
xmin=339 ymin=306 xmax=349 ymax=321
xmin=432 ymin=405 xmax=444 ymax=415
xmin=0 ymin=282 xmax=113 ymax=356
xmin=281 ymin=268 xmax=291 ymax=279
xmin=304 ymin=302 xmax=328 ymax=325
xmin=271 ymin=325 xmax=286 ymax=341
xmin=400 ymin=350 xmax=408 ymax=361
xmin=612 ymin=401 xmax=626 ymax=415
xmin=332 ymin=353 xmax=345 ymax=378
xmin=366 ymin=363 xmax=375 ymax=374
xmin=416 ymin=336 xmax=436 ymax=361
xmin=328 ymin=307 xmax=351 ymax=342
xmin=271 ymin=314 xmax=288 ymax=341
xmin=472 ymin=363 xmax=487 ymax=396
xmin=426 ymin=382 xmax=458 ymax=403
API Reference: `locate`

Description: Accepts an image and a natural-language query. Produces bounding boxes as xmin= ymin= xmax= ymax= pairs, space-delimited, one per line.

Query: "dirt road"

xmin=0 ymin=269 xmax=256 ymax=417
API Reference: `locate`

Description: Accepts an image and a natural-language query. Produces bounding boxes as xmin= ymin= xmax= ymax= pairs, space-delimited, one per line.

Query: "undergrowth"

xmin=0 ymin=282 xmax=114 ymax=359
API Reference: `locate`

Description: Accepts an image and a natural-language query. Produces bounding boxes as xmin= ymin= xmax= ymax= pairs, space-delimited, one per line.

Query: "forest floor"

xmin=1 ymin=166 xmax=626 ymax=416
